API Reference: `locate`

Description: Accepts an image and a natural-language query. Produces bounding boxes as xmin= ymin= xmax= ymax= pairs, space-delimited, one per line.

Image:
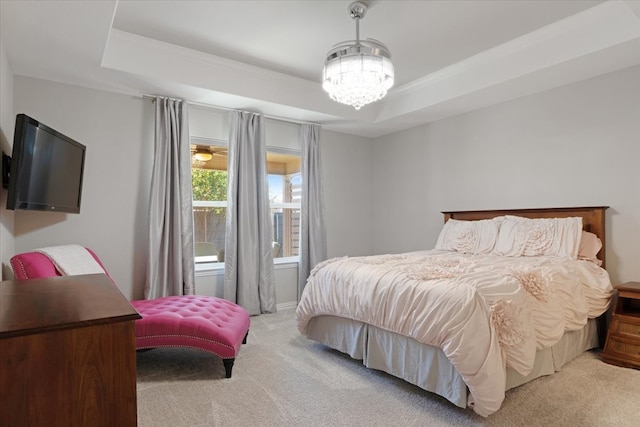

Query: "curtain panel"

xmin=145 ymin=97 xmax=196 ymax=299
xmin=298 ymin=123 xmax=327 ymax=298
xmin=224 ymin=111 xmax=277 ymax=315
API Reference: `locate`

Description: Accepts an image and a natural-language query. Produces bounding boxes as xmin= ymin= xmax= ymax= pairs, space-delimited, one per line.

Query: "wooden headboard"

xmin=442 ymin=206 xmax=609 ymax=268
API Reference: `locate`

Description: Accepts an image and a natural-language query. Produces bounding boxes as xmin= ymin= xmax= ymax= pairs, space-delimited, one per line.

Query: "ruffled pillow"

xmin=434 ymin=218 xmax=502 ymax=254
xmin=578 ymin=231 xmax=603 ymax=265
xmin=493 ymin=216 xmax=582 ymax=259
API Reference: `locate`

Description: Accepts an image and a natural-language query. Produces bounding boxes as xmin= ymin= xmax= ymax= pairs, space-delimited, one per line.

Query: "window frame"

xmin=191 ymin=139 xmax=301 ymax=270
xmin=266 ymin=146 xmax=301 ymax=265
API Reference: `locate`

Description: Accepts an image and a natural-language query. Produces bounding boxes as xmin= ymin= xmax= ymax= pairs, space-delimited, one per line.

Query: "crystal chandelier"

xmin=322 ymin=1 xmax=394 ymax=110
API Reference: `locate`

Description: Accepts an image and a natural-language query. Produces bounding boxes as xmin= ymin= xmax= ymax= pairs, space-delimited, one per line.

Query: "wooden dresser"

xmin=602 ymin=281 xmax=640 ymax=369
xmin=0 ymin=273 xmax=142 ymax=426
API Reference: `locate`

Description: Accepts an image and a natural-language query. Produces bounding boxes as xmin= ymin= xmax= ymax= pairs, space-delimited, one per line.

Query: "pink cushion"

xmin=131 ymin=295 xmax=249 ymax=358
xmin=11 ymin=252 xmax=58 ymax=279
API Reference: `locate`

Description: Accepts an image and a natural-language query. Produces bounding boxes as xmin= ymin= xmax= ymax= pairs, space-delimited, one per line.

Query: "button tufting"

xmin=133 ymin=294 xmax=250 ymax=362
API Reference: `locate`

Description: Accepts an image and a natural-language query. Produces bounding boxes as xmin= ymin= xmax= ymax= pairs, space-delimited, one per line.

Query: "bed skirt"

xmin=305 ymin=316 xmax=599 ymax=409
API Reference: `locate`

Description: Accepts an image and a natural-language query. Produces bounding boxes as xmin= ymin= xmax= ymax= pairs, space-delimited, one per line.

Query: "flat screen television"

xmin=6 ymin=114 xmax=86 ymax=214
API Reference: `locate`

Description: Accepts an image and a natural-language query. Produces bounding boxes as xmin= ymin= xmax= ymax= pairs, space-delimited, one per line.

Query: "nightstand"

xmin=602 ymin=281 xmax=640 ymax=369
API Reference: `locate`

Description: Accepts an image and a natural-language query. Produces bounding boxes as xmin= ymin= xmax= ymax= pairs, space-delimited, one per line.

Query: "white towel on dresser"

xmin=36 ymin=244 xmax=105 ymax=276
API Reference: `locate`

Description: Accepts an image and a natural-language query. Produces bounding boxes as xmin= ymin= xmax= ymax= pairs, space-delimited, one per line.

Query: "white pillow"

xmin=493 ymin=215 xmax=582 ymax=259
xmin=435 ymin=218 xmax=502 ymax=254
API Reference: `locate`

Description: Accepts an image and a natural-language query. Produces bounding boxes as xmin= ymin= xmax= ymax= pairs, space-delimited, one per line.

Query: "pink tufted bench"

xmin=131 ymin=295 xmax=249 ymax=378
xmin=10 ymin=249 xmax=250 ymax=378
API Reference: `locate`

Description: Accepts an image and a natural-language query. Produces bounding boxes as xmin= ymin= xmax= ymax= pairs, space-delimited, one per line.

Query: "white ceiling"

xmin=1 ymin=0 xmax=640 ymax=137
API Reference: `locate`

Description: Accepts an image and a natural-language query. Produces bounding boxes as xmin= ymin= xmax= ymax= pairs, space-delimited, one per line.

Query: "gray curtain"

xmin=145 ymin=97 xmax=196 ymax=299
xmin=224 ymin=111 xmax=276 ymax=315
xmin=298 ymin=123 xmax=327 ymax=298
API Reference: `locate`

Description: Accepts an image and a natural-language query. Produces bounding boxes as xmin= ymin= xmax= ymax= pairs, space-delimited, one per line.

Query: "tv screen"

xmin=6 ymin=114 xmax=86 ymax=214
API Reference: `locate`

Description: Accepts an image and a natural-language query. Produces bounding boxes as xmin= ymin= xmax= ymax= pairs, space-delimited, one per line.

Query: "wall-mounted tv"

xmin=5 ymin=114 xmax=86 ymax=214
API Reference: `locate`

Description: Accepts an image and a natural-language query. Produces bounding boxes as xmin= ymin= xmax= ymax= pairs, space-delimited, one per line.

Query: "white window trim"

xmin=271 ymin=202 xmax=300 ymax=209
xmin=195 ymin=261 xmax=224 ymax=272
xmin=193 ymin=200 xmax=227 ymax=208
xmin=195 ymin=256 xmax=298 ymax=272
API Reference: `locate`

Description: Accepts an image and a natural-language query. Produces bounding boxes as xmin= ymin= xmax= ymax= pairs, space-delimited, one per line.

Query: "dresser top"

xmin=614 ymin=281 xmax=640 ymax=294
xmin=0 ymin=273 xmax=141 ymax=339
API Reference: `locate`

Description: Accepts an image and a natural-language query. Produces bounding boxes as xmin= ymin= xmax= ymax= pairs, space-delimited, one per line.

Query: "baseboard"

xmin=277 ymin=301 xmax=298 ymax=311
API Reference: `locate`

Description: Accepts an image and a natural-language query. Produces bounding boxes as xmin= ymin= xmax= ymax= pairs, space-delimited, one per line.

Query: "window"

xmin=191 ymin=143 xmax=228 ymax=265
xmin=191 ymin=141 xmax=301 ymax=266
xmin=267 ymin=150 xmax=301 ymax=261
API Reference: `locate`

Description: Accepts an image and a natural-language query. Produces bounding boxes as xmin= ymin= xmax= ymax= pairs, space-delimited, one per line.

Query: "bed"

xmin=296 ymin=207 xmax=613 ymax=417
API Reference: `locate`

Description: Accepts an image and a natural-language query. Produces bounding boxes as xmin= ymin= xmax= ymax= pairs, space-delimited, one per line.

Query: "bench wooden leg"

xmin=223 ymin=358 xmax=235 ymax=378
xmin=242 ymin=330 xmax=249 ymax=344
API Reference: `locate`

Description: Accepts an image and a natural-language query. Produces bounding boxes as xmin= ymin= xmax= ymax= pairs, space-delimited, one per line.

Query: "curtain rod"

xmin=142 ymin=94 xmax=316 ymax=127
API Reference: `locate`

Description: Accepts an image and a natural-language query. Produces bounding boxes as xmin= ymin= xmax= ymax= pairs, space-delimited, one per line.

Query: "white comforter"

xmin=296 ymin=251 xmax=612 ymax=417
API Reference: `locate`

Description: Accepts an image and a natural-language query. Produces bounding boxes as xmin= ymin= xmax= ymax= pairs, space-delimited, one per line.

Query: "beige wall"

xmin=12 ymin=76 xmax=153 ymax=299
xmin=7 ymin=77 xmax=375 ymax=304
xmin=9 ymin=65 xmax=634 ymax=301
xmin=373 ymin=65 xmax=640 ymax=285
xmin=322 ymin=129 xmax=375 ymax=258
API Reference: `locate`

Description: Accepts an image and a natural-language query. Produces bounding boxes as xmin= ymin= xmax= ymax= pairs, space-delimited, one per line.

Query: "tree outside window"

xmin=192 ymin=168 xmax=227 ymax=260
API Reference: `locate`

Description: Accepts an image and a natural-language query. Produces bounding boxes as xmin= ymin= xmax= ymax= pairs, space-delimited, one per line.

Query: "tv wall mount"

xmin=2 ymin=152 xmax=10 ymax=190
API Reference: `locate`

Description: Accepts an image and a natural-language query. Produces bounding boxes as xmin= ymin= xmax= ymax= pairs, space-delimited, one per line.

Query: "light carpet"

xmin=137 ymin=309 xmax=640 ymax=427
